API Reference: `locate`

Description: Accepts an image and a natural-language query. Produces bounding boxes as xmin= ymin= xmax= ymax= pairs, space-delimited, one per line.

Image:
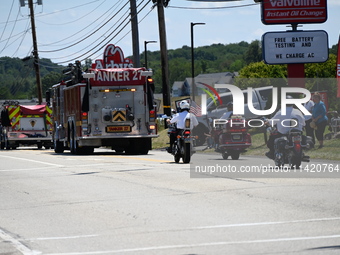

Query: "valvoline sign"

xmin=261 ymin=0 xmax=328 ymax=25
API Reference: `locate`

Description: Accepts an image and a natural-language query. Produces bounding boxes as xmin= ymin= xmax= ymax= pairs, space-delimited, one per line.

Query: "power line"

xmin=39 ymin=0 xmax=129 ymax=53
xmin=54 ymin=0 xmax=151 ymax=64
xmin=36 ymin=0 xmax=107 ymax=26
xmin=35 ymin=0 xmax=103 ymax=18
xmin=38 ymin=0 xmax=125 ymax=47
xmin=168 ymin=3 xmax=258 ymax=10
xmin=0 ymin=8 xmax=21 ymax=55
xmin=0 ymin=0 xmax=100 ymax=26
xmin=0 ymin=0 xmax=16 ymax=53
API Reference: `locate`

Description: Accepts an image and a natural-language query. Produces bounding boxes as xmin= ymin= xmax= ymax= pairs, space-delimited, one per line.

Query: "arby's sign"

xmin=90 ymin=44 xmax=147 ymax=86
xmin=261 ymin=0 xmax=328 ymax=25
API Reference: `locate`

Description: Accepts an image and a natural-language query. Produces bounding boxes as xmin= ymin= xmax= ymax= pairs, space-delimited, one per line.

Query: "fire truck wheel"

xmin=70 ymin=127 xmax=80 ymax=155
xmin=54 ymin=140 xmax=64 ymax=153
xmin=37 ymin=142 xmax=43 ymax=149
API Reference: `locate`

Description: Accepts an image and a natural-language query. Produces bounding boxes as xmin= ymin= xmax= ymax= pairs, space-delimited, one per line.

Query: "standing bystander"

xmin=312 ymin=92 xmax=328 ymax=149
xmin=304 ymin=98 xmax=315 ymax=144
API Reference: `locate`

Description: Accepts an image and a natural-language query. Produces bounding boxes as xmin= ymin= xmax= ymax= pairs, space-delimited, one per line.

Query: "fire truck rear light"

xmin=131 ymin=88 xmax=136 ymax=92
xmin=149 ymin=110 xmax=155 ymax=120
xmin=104 ymin=89 xmax=110 ymax=92
xmin=82 ymin=112 xmax=88 ymax=117
xmin=149 ymin=125 xmax=156 ymax=130
xmin=147 ymin=78 xmax=153 ymax=83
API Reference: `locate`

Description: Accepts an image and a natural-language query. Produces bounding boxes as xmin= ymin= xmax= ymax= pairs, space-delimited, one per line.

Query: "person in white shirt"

xmin=265 ymin=96 xmax=305 ymax=159
xmin=166 ymin=100 xmax=198 ymax=153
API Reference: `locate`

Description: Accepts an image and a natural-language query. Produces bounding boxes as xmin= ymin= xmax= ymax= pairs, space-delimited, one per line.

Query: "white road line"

xmin=43 ymin=234 xmax=340 ymax=255
xmin=191 ymin=217 xmax=340 ymax=229
xmin=0 ymin=167 xmax=58 ymax=172
xmin=0 ymin=228 xmax=41 ymax=255
xmin=0 ymin=155 xmax=63 ymax=167
xmin=27 ymin=234 xmax=99 ymax=241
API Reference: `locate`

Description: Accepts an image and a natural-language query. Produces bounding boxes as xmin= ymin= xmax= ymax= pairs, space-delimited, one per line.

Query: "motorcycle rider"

xmin=166 ymin=100 xmax=198 ymax=153
xmin=220 ymin=102 xmax=233 ymax=120
xmin=265 ymin=95 xmax=306 ymax=159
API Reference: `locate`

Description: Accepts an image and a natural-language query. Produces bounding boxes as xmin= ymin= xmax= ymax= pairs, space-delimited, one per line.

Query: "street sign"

xmin=261 ymin=0 xmax=328 ymax=25
xmin=262 ymin=30 xmax=329 ymax=64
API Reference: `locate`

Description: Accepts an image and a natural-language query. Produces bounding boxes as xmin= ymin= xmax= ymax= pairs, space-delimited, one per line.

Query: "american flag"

xmin=190 ymin=101 xmax=202 ymax=117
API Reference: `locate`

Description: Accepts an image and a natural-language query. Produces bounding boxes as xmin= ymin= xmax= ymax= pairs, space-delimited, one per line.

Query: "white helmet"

xmin=179 ymin=100 xmax=190 ymax=109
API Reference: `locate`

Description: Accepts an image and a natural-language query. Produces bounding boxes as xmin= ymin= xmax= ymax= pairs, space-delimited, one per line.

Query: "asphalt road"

xmin=1 ymin=147 xmax=340 ymax=255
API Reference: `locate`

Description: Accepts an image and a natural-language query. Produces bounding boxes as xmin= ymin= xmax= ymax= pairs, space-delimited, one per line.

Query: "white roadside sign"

xmin=262 ymin=30 xmax=329 ymax=64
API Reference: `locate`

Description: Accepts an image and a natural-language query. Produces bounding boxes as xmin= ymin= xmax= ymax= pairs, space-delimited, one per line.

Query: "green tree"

xmin=244 ymin=40 xmax=262 ymax=65
xmin=42 ymin=71 xmax=64 ymax=94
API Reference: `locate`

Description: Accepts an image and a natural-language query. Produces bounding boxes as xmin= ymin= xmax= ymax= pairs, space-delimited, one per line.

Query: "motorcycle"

xmin=168 ymin=119 xmax=196 ymax=164
xmin=214 ymin=116 xmax=252 ymax=160
xmin=264 ymin=118 xmax=310 ymax=168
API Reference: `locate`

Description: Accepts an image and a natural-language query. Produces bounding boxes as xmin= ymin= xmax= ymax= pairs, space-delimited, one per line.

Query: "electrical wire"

xmin=38 ymin=0 xmax=125 ymax=47
xmin=0 ymin=0 xmax=15 ymax=53
xmin=115 ymin=5 xmax=153 ymax=47
xmin=0 ymin=30 xmax=27 ymax=44
xmin=53 ymin=11 xmax=132 ymax=63
xmin=48 ymin=0 xmax=139 ymax=61
xmin=168 ymin=2 xmax=258 ymax=10
xmin=36 ymin=0 xmax=107 ymax=26
xmin=54 ymin=0 xmax=151 ymax=64
xmin=39 ymin=0 xmax=130 ymax=53
xmin=48 ymin=4 xmax=132 ymax=61
xmin=35 ymin=0 xmax=102 ymax=18
xmin=0 ymin=0 xmax=100 ymax=26
xmin=84 ymin=0 xmax=152 ymax=62
xmin=0 ymin=8 xmax=21 ymax=55
xmin=11 ymin=8 xmax=33 ymax=57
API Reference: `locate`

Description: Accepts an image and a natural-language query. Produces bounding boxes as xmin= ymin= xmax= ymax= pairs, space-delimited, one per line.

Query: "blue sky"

xmin=0 ymin=0 xmax=339 ymax=65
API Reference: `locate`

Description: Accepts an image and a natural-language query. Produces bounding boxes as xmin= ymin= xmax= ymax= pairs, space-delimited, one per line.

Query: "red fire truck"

xmin=0 ymin=101 xmax=53 ymax=150
xmin=51 ymin=44 xmax=158 ymax=155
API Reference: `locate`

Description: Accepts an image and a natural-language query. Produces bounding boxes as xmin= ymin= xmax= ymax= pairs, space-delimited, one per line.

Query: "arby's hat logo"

xmin=93 ymin=44 xmax=134 ymax=69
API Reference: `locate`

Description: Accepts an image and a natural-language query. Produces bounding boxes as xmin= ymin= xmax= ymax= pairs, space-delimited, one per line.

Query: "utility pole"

xmin=155 ymin=0 xmax=171 ymax=116
xmin=27 ymin=0 xmax=43 ymax=104
xmin=130 ymin=0 xmax=140 ymax=67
